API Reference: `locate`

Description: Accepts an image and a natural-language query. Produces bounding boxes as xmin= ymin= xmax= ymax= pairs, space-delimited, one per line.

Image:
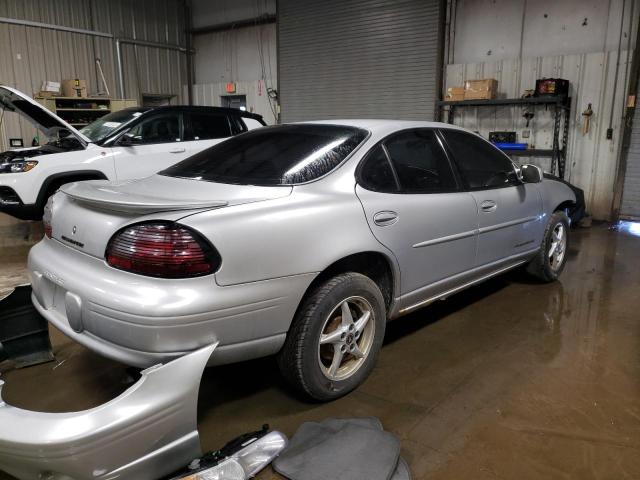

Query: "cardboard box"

xmin=464 ymin=79 xmax=498 ymax=100
xmin=40 ymin=80 xmax=60 ymax=93
xmin=61 ymin=79 xmax=88 ymax=98
xmin=446 ymin=86 xmax=465 ymax=101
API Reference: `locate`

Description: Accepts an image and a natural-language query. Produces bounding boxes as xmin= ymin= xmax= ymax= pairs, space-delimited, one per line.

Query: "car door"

xmin=181 ymin=110 xmax=240 ymax=158
xmin=113 ymin=111 xmax=191 ymax=180
xmin=439 ymin=128 xmax=544 ymax=268
xmin=355 ymin=129 xmax=478 ymax=306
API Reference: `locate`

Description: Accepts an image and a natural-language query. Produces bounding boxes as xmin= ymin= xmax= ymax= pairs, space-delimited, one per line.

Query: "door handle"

xmin=373 ymin=211 xmax=398 ymax=226
xmin=169 ymin=148 xmax=186 ymax=154
xmin=480 ymin=200 xmax=497 ymax=212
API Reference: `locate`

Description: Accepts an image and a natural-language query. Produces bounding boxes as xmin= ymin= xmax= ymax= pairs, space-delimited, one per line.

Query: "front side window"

xmin=126 ymin=113 xmax=182 ymax=145
xmin=185 ymin=112 xmax=232 ymax=140
xmin=440 ymin=129 xmax=518 ymax=189
xmin=160 ymin=124 xmax=368 ymax=185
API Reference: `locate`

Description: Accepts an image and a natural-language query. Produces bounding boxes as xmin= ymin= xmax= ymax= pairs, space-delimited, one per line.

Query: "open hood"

xmin=0 ymin=85 xmax=91 ymax=145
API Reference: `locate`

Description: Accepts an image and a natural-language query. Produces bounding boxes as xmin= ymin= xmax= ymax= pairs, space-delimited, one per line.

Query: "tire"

xmin=526 ymin=210 xmax=570 ymax=282
xmin=277 ymin=272 xmax=386 ymax=402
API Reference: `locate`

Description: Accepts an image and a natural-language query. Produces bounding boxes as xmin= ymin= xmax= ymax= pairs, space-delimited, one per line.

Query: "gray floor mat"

xmin=273 ymin=417 xmax=411 ymax=480
xmin=391 ymin=457 xmax=411 ymax=480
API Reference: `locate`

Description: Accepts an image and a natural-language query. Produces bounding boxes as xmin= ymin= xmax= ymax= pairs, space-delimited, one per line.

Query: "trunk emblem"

xmin=72 ymin=225 xmax=77 ymax=234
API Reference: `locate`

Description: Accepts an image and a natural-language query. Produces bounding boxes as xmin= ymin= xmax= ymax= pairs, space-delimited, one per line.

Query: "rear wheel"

xmin=526 ymin=210 xmax=570 ymax=282
xmin=278 ymin=272 xmax=386 ymax=401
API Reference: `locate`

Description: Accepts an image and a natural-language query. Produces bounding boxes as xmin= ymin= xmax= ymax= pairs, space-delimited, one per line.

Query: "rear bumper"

xmin=0 ymin=344 xmax=215 ymax=480
xmin=28 ymin=238 xmax=315 ymax=368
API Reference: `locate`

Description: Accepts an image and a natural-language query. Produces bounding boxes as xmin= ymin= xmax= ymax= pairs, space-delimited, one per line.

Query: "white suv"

xmin=0 ymin=86 xmax=265 ymax=220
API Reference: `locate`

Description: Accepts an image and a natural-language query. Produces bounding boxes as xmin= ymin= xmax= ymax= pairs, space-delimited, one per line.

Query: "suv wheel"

xmin=278 ymin=272 xmax=386 ymax=401
xmin=526 ymin=210 xmax=570 ymax=282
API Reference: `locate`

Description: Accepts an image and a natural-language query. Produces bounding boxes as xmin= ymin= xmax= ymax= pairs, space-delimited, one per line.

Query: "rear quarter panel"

xmin=179 ymin=181 xmax=397 ymax=288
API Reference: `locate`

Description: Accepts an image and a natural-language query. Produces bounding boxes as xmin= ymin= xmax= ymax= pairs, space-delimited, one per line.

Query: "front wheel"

xmin=277 ymin=272 xmax=386 ymax=401
xmin=526 ymin=210 xmax=570 ymax=282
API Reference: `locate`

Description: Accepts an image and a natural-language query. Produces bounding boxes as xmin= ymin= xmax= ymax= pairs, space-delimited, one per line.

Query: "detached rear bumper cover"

xmin=0 ymin=343 xmax=216 ymax=480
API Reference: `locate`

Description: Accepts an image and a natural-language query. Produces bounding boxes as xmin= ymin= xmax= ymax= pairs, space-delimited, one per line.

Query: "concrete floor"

xmin=1 ymin=223 xmax=639 ymax=479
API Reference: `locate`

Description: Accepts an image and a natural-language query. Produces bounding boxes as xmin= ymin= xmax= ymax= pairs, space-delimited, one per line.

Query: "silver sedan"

xmin=29 ymin=120 xmax=575 ymax=401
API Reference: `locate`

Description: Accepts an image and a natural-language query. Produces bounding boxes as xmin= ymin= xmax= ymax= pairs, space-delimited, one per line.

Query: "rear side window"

xmin=161 ymin=124 xmax=368 ymax=185
xmin=359 ymin=145 xmax=399 ymax=193
xmin=185 ymin=112 xmax=232 ymax=140
xmin=384 ymin=130 xmax=457 ymax=193
xmin=440 ymin=129 xmax=518 ymax=189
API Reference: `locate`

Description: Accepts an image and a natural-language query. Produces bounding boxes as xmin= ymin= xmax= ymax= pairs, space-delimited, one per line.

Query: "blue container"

xmin=494 ymin=142 xmax=527 ymax=150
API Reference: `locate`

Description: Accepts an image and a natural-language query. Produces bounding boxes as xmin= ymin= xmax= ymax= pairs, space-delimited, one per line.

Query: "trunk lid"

xmin=51 ymin=175 xmax=292 ymax=258
xmin=0 ymin=86 xmax=91 ymax=145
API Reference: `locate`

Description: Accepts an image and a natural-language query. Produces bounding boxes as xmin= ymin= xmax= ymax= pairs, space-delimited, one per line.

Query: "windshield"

xmin=160 ymin=124 xmax=368 ymax=185
xmin=80 ymin=109 xmax=147 ymax=142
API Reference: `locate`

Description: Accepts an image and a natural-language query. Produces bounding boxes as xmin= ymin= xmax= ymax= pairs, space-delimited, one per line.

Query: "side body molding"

xmin=0 ymin=343 xmax=217 ymax=480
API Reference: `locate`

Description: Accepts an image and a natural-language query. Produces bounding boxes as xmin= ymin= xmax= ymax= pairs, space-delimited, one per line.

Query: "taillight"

xmin=43 ymin=220 xmax=52 ymax=239
xmin=105 ymin=222 xmax=220 ymax=278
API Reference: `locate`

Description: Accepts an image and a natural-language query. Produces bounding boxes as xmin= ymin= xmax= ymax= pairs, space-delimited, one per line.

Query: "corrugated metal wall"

xmin=278 ymin=0 xmax=444 ymax=122
xmin=620 ymin=98 xmax=640 ymax=220
xmin=445 ymin=51 xmax=633 ymax=221
xmin=0 ymin=0 xmax=188 ymax=148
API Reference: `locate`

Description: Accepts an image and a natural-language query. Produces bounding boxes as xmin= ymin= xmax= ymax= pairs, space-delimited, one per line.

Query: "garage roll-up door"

xmin=278 ymin=0 xmax=444 ymax=123
xmin=621 ymin=104 xmax=640 ymax=220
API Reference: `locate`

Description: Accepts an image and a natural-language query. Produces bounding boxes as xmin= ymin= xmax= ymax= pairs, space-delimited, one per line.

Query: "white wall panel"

xmin=194 ymin=24 xmax=277 ymax=85
xmin=445 ymin=50 xmax=632 ymax=220
xmin=452 ymin=0 xmax=638 ymax=64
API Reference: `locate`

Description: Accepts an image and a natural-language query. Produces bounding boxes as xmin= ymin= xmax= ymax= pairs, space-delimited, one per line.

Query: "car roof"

xmin=120 ymin=105 xmax=265 ymax=121
xmin=294 ymin=119 xmax=469 ymax=135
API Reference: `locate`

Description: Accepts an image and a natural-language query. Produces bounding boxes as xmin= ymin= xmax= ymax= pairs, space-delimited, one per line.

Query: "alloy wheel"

xmin=548 ymin=223 xmax=567 ymax=271
xmin=317 ymin=296 xmax=376 ymax=381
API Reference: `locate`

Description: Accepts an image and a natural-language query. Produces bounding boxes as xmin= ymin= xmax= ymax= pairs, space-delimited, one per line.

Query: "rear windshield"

xmin=159 ymin=124 xmax=368 ymax=185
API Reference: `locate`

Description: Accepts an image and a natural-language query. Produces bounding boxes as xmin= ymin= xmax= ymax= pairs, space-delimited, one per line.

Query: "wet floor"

xmin=1 ymin=223 xmax=639 ymax=479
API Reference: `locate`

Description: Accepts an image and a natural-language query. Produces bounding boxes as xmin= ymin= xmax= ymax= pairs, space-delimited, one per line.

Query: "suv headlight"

xmin=9 ymin=160 xmax=38 ymax=173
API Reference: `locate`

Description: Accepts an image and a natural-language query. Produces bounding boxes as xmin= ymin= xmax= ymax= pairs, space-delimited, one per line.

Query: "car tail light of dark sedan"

xmin=105 ymin=222 xmax=220 ymax=278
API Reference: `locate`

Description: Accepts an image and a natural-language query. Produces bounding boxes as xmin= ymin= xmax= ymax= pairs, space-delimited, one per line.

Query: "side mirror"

xmin=521 ymin=164 xmax=543 ymax=183
xmin=116 ymin=132 xmax=141 ymax=147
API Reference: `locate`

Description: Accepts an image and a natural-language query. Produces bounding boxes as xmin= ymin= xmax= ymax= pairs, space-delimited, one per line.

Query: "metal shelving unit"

xmin=34 ymin=97 xmax=138 ymax=131
xmin=437 ymin=95 xmax=572 ymax=179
